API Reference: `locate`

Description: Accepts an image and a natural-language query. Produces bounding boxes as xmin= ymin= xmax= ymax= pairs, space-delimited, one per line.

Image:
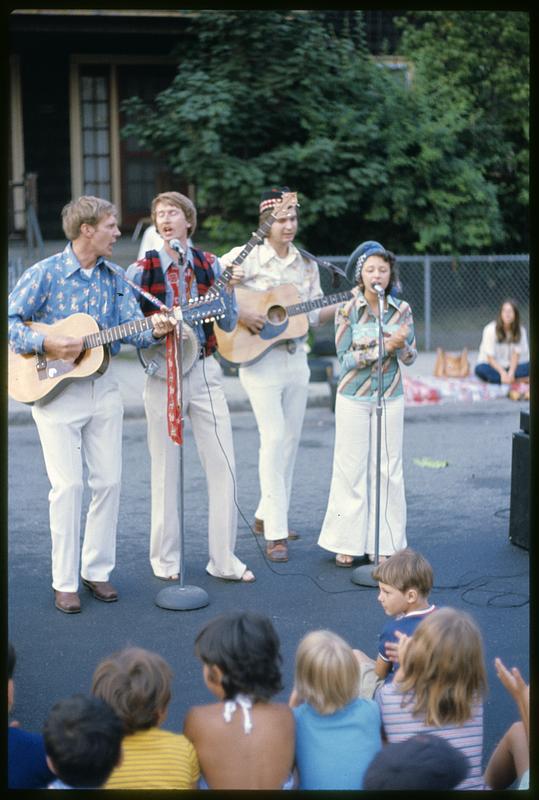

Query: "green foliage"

xmin=122 ymin=9 xmax=528 ymax=254
xmin=395 ymin=10 xmax=529 ymax=251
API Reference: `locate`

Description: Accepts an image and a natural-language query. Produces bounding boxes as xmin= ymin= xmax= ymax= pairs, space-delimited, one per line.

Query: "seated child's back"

xmin=91 ymin=647 xmax=199 ymax=789
xmin=184 ymin=611 xmax=295 ymax=790
xmin=291 ymin=630 xmax=382 ymax=790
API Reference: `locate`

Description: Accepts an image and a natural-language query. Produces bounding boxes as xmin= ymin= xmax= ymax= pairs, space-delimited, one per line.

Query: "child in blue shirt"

xmin=289 ymin=629 xmax=382 ymax=790
xmin=354 ymin=548 xmax=436 ymax=697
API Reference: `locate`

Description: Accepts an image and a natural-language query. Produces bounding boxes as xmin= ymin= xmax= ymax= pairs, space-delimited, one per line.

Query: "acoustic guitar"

xmin=8 ymin=293 xmax=226 ymax=405
xmin=215 ymin=284 xmax=353 ymax=366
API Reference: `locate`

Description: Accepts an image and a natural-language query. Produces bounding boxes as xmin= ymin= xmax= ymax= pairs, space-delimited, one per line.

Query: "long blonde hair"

xmin=397 ymin=608 xmax=487 ymax=726
xmin=294 ymin=630 xmax=360 ymax=715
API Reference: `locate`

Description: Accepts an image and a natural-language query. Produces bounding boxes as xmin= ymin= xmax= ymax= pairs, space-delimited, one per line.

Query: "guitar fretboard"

xmin=83 ymin=317 xmax=155 ymax=350
xmin=287 ymin=290 xmax=353 ymax=317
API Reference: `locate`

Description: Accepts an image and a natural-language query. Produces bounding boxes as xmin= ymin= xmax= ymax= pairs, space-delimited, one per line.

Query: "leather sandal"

xmin=266 ymin=539 xmax=289 ymax=562
xmin=335 ymin=554 xmax=354 ymax=567
xmin=253 ymin=518 xmax=300 ymax=540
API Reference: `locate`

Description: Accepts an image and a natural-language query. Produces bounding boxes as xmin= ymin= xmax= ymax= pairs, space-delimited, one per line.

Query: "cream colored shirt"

xmin=220 ymin=240 xmax=324 ymax=326
xmin=477 ymin=320 xmax=529 ymax=367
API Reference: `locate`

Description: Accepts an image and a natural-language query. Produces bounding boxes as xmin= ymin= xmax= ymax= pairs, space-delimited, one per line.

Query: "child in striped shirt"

xmin=376 ymin=607 xmax=487 ymax=790
xmin=91 ymin=647 xmax=199 ymax=789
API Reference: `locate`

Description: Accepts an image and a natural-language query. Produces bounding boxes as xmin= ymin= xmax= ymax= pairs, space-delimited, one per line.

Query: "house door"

xmin=117 ymin=65 xmax=181 ymax=231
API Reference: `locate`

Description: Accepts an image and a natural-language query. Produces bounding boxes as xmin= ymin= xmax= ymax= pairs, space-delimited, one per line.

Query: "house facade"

xmin=9 ymin=9 xmax=402 ymax=239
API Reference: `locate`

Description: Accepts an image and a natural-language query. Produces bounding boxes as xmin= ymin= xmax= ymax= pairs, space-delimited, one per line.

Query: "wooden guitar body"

xmin=9 ymin=314 xmax=109 ymax=404
xmin=215 ymin=285 xmax=309 ymax=366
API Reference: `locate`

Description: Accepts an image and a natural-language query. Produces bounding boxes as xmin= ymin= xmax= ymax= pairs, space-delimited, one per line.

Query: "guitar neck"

xmin=212 ymin=214 xmax=278 ymax=293
xmin=286 ymin=290 xmax=353 ymax=317
xmin=83 ymin=317 xmax=155 ymax=350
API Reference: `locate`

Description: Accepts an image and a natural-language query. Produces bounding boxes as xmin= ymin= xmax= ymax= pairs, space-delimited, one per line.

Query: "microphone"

xmin=169 ymin=238 xmax=184 ymax=254
xmin=372 ymin=283 xmax=385 ymax=296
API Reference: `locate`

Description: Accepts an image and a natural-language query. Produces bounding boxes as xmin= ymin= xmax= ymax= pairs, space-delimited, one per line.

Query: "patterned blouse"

xmin=336 ymin=289 xmax=417 ymax=402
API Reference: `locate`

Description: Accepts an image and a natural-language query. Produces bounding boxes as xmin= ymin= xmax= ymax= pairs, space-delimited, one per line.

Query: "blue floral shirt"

xmin=336 ymin=290 xmax=417 ymax=401
xmin=8 ymin=244 xmax=158 ymax=356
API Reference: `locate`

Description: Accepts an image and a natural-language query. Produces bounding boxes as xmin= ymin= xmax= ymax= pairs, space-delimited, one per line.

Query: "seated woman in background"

xmin=475 ymin=299 xmax=529 ymax=384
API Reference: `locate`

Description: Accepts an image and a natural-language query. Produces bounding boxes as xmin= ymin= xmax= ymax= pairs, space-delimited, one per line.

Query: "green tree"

xmin=394 ymin=10 xmax=529 ymax=252
xmin=122 ymin=9 xmax=528 ymax=255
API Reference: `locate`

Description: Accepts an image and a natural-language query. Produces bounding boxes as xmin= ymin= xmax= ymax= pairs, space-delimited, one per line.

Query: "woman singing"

xmin=318 ymin=241 xmax=417 ymax=567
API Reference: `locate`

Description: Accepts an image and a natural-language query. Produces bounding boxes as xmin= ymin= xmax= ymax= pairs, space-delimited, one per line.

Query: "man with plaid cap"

xmin=220 ymin=187 xmax=339 ymax=562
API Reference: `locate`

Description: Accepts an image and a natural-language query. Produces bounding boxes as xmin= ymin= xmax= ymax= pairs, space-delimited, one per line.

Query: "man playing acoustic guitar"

xmin=8 ymin=196 xmax=175 ymax=613
xmin=220 ymin=187 xmax=340 ymax=562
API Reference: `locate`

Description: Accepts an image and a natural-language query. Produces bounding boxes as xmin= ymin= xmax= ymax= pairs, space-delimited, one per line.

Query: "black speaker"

xmin=509 ymin=431 xmax=529 ymax=550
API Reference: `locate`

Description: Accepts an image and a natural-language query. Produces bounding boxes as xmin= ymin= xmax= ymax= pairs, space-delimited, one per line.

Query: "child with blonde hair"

xmin=376 ymin=607 xmax=487 ymax=790
xmin=289 ymin=629 xmax=382 ymax=790
xmin=91 ymin=647 xmax=199 ymax=789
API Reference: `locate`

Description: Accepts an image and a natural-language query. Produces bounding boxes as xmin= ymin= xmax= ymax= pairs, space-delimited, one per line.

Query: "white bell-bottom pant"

xmin=318 ymin=392 xmax=407 ymax=557
xmin=239 ymin=346 xmax=310 ymax=540
xmin=144 ymin=355 xmax=246 ymax=580
xmin=31 ymin=367 xmax=123 ymax=593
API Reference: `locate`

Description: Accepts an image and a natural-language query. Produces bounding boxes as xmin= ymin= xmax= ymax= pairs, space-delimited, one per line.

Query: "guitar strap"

xmin=298 ymin=248 xmax=348 ymax=289
xmin=105 ymin=261 xmax=184 ymax=445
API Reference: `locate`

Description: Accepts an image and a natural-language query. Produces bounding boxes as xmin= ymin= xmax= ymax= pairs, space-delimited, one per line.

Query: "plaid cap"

xmin=259 ymin=186 xmax=291 ymax=214
xmin=345 ymin=240 xmax=387 ymax=284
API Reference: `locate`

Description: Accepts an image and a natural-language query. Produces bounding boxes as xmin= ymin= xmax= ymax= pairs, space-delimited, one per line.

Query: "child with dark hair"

xmin=43 ymin=694 xmax=123 ymax=789
xmin=363 ymin=733 xmax=469 ymax=790
xmin=354 ymin=548 xmax=436 ymax=697
xmin=91 ymin=646 xmax=199 ymax=789
xmin=8 ymin=641 xmax=55 ymax=789
xmin=184 ymin=611 xmax=295 ymax=789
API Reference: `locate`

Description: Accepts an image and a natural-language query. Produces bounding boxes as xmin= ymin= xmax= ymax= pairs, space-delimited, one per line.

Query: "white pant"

xmin=239 ymin=346 xmax=310 ymax=540
xmin=318 ymin=393 xmax=407 ymax=557
xmin=32 ymin=367 xmax=123 ymax=592
xmin=144 ymin=355 xmax=246 ymax=580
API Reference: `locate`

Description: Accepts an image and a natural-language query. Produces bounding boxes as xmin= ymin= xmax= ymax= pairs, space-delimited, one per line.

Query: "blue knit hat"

xmin=345 ymin=240 xmax=387 ymax=285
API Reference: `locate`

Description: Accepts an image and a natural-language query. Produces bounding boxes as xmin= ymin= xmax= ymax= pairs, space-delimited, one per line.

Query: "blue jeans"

xmin=475 ymin=361 xmax=529 ymax=383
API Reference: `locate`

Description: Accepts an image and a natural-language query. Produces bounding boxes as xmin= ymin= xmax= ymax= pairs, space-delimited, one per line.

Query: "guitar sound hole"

xmin=267 ymin=304 xmax=287 ymax=324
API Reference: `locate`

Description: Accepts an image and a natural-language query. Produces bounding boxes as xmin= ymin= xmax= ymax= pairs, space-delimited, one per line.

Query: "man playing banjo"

xmin=127 ymin=191 xmax=255 ymax=584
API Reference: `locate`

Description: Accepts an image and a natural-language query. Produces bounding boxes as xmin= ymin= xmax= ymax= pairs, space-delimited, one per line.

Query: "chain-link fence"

xmin=8 ymin=246 xmax=529 ymax=352
xmin=318 ymin=254 xmax=529 ymax=351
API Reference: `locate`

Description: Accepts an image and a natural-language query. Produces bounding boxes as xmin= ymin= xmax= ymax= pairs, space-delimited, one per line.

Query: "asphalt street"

xmin=7 ymin=399 xmax=530 ymax=776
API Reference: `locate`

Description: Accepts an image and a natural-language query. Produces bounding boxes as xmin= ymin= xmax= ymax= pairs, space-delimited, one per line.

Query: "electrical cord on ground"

xmin=201 ymin=353 xmax=373 ymax=595
xmin=200 ymin=351 xmax=530 ymax=606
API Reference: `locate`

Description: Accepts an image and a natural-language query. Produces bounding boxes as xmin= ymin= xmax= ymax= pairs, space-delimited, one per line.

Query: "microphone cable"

xmin=201 ymin=355 xmax=530 ymax=608
xmin=200 ymin=352 xmax=374 ymax=596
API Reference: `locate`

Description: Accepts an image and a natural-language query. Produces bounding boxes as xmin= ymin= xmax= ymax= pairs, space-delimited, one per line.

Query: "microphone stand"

xmin=351 ymin=288 xmax=385 ymax=587
xmin=155 ymin=244 xmax=209 ymax=611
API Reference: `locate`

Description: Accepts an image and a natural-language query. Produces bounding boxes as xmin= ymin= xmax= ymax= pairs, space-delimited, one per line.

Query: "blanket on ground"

xmin=403 ymin=376 xmax=528 ymax=406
